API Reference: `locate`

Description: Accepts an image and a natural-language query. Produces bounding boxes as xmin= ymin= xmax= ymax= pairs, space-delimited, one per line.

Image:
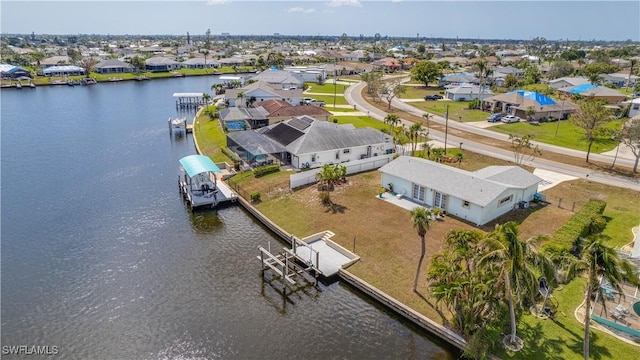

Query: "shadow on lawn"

xmin=324 ymin=202 xmax=348 ymax=214
xmin=514 ymin=317 xmax=612 ymax=360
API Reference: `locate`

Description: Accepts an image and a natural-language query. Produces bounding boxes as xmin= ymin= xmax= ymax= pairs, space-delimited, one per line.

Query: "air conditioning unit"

xmin=519 ymin=201 xmax=529 ymax=209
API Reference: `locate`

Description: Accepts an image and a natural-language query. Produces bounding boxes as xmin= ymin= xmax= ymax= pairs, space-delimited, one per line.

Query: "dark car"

xmin=486 ymin=113 xmax=503 ymax=122
xmin=424 ymin=94 xmax=443 ymax=101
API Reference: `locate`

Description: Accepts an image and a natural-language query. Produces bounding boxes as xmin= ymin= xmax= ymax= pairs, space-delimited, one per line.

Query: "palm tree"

xmin=236 ymin=92 xmax=244 ymax=108
xmin=567 ymin=235 xmax=638 ymax=360
xmin=481 ymin=222 xmax=554 ymax=351
xmin=202 ymin=93 xmax=211 ymax=107
xmin=475 ymin=59 xmax=488 ymax=110
xmin=626 ymin=59 xmax=637 ymax=91
xmin=409 ymin=206 xmax=434 ymax=292
xmin=409 ymin=123 xmax=423 ymax=156
xmin=455 ymin=152 xmax=464 ymax=168
xmin=384 ymin=114 xmax=400 ymax=133
xmin=422 ymin=113 xmax=433 ymax=131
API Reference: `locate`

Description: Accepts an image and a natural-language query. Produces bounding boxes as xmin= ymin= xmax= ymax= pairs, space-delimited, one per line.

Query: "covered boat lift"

xmin=178 ymin=155 xmax=224 ymax=208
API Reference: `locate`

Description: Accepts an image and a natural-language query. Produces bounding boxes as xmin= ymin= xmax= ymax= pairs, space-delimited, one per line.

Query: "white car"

xmin=501 ymin=115 xmax=520 ymax=123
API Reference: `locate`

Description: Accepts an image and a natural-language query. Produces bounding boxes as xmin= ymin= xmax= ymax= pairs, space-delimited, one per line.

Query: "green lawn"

xmin=412 ymin=100 xmax=489 ymax=122
xmin=491 ymin=119 xmax=624 ymax=153
xmin=329 ymin=115 xmax=387 ymax=131
xmin=402 ymin=86 xmax=445 ymax=99
xmin=494 ymin=277 xmax=638 ymax=360
xmin=192 ymin=112 xmax=230 ymax=163
xmin=310 ymin=94 xmax=349 ymax=105
xmin=305 ymin=82 xmax=348 ymax=95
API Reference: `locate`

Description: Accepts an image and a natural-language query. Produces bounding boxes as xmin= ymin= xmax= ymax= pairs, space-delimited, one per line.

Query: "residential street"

xmin=345 ymin=81 xmax=640 ymax=191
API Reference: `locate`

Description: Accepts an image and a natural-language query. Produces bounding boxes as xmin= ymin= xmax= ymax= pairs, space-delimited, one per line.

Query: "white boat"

xmin=170 ymin=117 xmax=186 ymax=127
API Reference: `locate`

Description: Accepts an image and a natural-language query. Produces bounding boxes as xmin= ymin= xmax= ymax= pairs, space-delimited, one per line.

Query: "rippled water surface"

xmin=1 ymin=77 xmax=456 ymax=359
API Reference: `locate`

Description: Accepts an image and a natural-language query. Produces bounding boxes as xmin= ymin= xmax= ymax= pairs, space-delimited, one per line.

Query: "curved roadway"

xmin=345 ymin=80 xmax=639 ymax=191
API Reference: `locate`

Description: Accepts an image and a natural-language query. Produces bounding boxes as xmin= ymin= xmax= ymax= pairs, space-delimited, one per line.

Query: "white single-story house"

xmin=145 ymin=57 xmax=181 ymax=72
xmin=181 ymin=57 xmax=221 ymax=69
xmin=379 ymin=156 xmax=542 ymax=226
xmin=445 ymin=84 xmax=493 ymax=101
xmin=547 ymin=76 xmax=590 ymax=89
xmin=94 ymin=59 xmax=136 ymax=74
xmin=225 ymin=81 xmax=303 ymax=107
xmin=41 ymin=65 xmax=85 ymax=77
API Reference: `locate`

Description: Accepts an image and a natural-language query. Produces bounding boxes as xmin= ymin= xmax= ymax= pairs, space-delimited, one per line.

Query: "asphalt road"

xmin=345 ymin=80 xmax=640 ymax=191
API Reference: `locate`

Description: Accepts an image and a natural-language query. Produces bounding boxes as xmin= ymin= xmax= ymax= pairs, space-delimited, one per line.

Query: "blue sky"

xmin=1 ymin=1 xmax=639 ymax=41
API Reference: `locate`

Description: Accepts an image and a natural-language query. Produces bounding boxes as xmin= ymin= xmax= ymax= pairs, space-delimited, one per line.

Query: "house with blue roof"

xmin=484 ymin=90 xmax=578 ymax=121
xmin=558 ymin=84 xmax=626 ymax=104
xmin=0 ymin=63 xmax=31 ymax=79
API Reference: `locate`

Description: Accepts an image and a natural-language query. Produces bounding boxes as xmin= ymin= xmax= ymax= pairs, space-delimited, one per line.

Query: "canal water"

xmin=1 ymin=76 xmax=456 ymax=359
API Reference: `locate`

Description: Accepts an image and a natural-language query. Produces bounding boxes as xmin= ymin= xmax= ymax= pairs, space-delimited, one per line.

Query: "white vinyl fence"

xmin=289 ymin=155 xmax=394 ymax=190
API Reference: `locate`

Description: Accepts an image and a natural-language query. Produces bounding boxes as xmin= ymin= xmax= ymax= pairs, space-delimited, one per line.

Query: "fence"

xmin=289 ymin=155 xmax=393 ymax=190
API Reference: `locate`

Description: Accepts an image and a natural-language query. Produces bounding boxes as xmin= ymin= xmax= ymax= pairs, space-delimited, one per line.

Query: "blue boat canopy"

xmin=179 ymin=155 xmax=221 ymax=178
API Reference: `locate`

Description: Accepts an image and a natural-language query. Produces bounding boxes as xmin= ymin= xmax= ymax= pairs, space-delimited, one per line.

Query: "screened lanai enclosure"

xmin=226 ymin=131 xmax=287 ymax=167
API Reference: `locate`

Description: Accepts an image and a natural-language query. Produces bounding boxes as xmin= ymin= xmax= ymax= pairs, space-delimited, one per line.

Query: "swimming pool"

xmin=225 ymin=120 xmax=247 ymax=131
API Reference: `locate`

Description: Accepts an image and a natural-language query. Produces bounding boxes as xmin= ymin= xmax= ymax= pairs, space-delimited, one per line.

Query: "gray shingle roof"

xmin=283 ymin=117 xmax=390 ymax=154
xmin=379 ymin=157 xmax=539 ymax=207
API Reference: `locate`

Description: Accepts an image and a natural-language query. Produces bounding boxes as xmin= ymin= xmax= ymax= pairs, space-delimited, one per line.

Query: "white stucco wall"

xmin=298 ymin=143 xmax=393 ymax=169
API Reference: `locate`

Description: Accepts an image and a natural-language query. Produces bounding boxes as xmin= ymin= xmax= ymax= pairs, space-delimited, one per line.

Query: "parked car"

xmin=314 ymin=100 xmax=326 ymax=107
xmin=303 ymin=97 xmax=315 ymax=104
xmin=424 ymin=94 xmax=443 ymax=101
xmin=501 ymin=115 xmax=520 ymax=123
xmin=487 ymin=113 xmax=503 ymax=122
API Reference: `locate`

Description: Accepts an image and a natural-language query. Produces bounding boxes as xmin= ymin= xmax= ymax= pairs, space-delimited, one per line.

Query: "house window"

xmin=311 ymin=154 xmax=317 ymax=162
xmin=335 ymin=151 xmax=340 ymax=160
xmin=498 ymin=194 xmax=513 ymax=207
xmin=412 ymin=184 xmax=426 ymax=202
xmin=434 ymin=192 xmax=447 ymax=210
xmin=462 ymin=200 xmax=470 ymax=208
xmin=343 ymin=149 xmax=350 ymax=154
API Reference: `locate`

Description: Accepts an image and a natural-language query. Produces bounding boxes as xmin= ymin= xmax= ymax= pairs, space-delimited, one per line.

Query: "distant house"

xmin=379 ymin=156 xmax=542 ymax=226
xmin=438 ymin=72 xmax=479 ymax=87
xmin=548 ymin=76 xmax=590 ymax=89
xmin=282 ymin=65 xmax=326 ymax=83
xmin=0 ymin=63 xmax=31 ymax=78
xmin=254 ymin=99 xmax=332 ymax=125
xmin=218 ymin=106 xmax=269 ymax=130
xmin=599 ymin=73 xmax=639 ymax=88
xmin=40 ymin=55 xmax=72 ymax=67
xmin=181 ymin=57 xmax=220 ymax=69
xmin=226 ymin=116 xmax=393 ymax=169
xmin=145 ymin=57 xmax=181 ymax=72
xmin=344 ymin=50 xmax=371 ymax=62
xmin=371 ymin=57 xmax=402 ymax=73
xmin=483 ymin=90 xmax=578 ymax=120
xmin=445 ymin=84 xmax=493 ymax=101
xmin=225 ymin=80 xmax=303 ymax=107
xmin=493 ymin=66 xmax=525 ymax=78
xmin=94 ymin=59 xmax=136 ymax=74
xmin=249 ymin=68 xmax=305 ymax=88
xmin=557 ymin=84 xmax=626 ymax=104
xmin=41 ymin=65 xmax=85 ymax=77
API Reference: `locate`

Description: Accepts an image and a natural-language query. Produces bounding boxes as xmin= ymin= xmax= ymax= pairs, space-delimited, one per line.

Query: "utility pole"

xmin=444 ymin=104 xmax=449 ymax=153
xmin=555 ymin=100 xmax=564 ymax=137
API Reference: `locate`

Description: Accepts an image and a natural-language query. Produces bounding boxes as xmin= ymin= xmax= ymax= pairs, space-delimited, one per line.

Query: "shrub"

xmin=544 ymin=199 xmax=607 ymax=252
xmin=250 ymin=191 xmax=261 ymax=203
xmin=468 ymin=98 xmax=480 ymax=109
xmin=221 ymin=147 xmax=241 ymax=163
xmin=253 ymin=164 xmax=280 ymax=177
